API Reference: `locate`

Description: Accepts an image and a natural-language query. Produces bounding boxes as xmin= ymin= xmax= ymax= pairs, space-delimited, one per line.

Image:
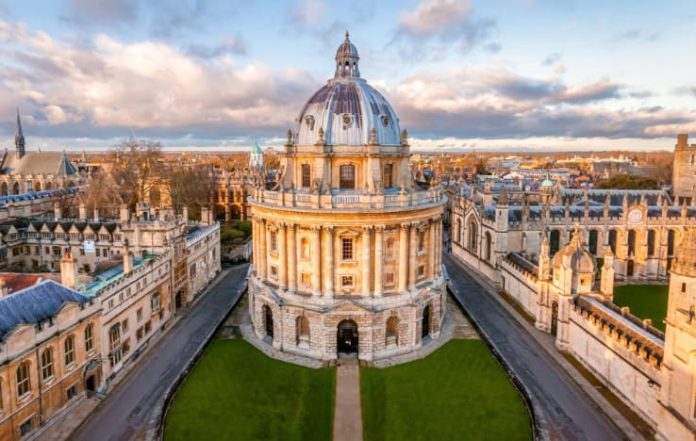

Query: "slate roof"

xmin=0 ymin=280 xmax=89 ymax=341
xmin=0 ymin=151 xmax=78 ymax=176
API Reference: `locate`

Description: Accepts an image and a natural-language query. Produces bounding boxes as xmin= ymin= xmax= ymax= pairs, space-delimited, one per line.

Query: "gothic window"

xmin=467 ymin=218 xmax=478 ymax=252
xmin=588 ymin=230 xmax=598 ymax=255
xmin=550 ymin=230 xmax=561 ymax=255
xmin=41 ymin=349 xmax=54 ymax=381
xmin=609 ymin=230 xmax=618 ymax=254
xmin=85 ymin=324 xmax=94 ymax=352
xmin=339 ymin=164 xmax=355 ymax=190
xmin=12 ymin=182 xmax=19 ymax=195
xmin=301 ymin=164 xmax=311 ymax=188
xmin=0 ymin=182 xmax=6 ymax=196
xmin=383 ymin=163 xmax=393 ymax=188
xmin=668 ymin=230 xmax=676 ymax=256
xmin=647 ymin=230 xmax=656 ymax=257
xmin=341 ymin=238 xmax=354 ymax=260
xmin=628 ymin=230 xmax=636 ymax=256
xmin=16 ymin=361 xmax=31 ymax=398
xmin=64 ymin=335 xmax=75 ymax=366
xmin=484 ymin=232 xmax=492 ymax=262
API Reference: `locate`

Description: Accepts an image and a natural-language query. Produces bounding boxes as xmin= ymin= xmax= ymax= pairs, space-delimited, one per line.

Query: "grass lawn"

xmin=613 ymin=284 xmax=669 ymax=332
xmin=361 ymin=340 xmax=532 ymax=441
xmin=164 ymin=339 xmax=335 ymax=441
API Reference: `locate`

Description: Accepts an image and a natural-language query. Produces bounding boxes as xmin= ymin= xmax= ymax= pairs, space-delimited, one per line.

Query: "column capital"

xmin=374 ymin=225 xmax=386 ymax=232
xmin=322 ymin=225 xmax=334 ymax=232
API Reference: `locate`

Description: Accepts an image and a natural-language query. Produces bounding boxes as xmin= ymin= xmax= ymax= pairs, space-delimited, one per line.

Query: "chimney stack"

xmin=53 ymin=202 xmax=61 ymax=221
xmin=93 ymin=207 xmax=99 ymax=223
xmin=201 ymin=206 xmax=210 ymax=226
xmin=123 ymin=241 xmax=133 ymax=275
xmin=183 ymin=205 xmax=189 ymax=223
xmin=78 ymin=202 xmax=87 ymax=221
xmin=120 ymin=204 xmax=130 ymax=223
xmin=60 ymin=250 xmax=78 ymax=289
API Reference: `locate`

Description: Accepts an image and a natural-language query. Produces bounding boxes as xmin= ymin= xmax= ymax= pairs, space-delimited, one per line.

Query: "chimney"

xmin=201 ymin=206 xmax=210 ymax=226
xmin=93 ymin=207 xmax=99 ymax=222
xmin=60 ymin=250 xmax=78 ymax=289
xmin=120 ymin=204 xmax=130 ymax=222
xmin=78 ymin=202 xmax=87 ymax=221
xmin=182 ymin=205 xmax=189 ymax=223
xmin=677 ymin=134 xmax=689 ymax=149
xmin=53 ymin=202 xmax=61 ymax=221
xmin=124 ymin=250 xmax=133 ymax=275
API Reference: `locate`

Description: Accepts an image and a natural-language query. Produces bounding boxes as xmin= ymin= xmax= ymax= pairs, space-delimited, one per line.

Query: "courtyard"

xmin=164 ymin=339 xmax=335 ymax=441
xmin=361 ymin=339 xmax=533 ymax=441
xmin=612 ymin=284 xmax=669 ymax=332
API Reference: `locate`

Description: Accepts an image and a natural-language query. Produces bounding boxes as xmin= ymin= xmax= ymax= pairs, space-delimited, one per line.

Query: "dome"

xmin=293 ymin=33 xmax=402 ymax=146
xmin=552 ymin=227 xmax=596 ymax=274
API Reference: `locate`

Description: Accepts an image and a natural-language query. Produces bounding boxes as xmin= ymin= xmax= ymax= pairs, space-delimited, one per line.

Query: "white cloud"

xmin=399 ymin=0 xmax=472 ymax=36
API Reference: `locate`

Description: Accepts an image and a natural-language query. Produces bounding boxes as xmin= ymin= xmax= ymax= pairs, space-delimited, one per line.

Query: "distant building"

xmin=672 ymin=133 xmax=696 ymax=200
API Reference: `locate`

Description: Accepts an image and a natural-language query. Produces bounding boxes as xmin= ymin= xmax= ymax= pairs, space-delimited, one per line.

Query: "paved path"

xmin=333 ymin=358 xmax=363 ymax=441
xmin=444 ymin=254 xmax=625 ymax=441
xmin=70 ymin=264 xmax=250 ymax=441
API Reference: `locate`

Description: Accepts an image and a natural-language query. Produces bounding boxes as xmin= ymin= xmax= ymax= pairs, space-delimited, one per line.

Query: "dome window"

xmin=304 ymin=115 xmax=315 ymax=130
xmin=381 ymin=115 xmax=390 ymax=127
xmin=342 ymin=113 xmax=353 ymax=127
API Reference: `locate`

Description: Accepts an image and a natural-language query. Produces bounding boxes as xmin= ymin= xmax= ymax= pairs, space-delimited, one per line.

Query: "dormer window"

xmin=342 ymin=113 xmax=352 ymax=127
xmin=304 ymin=115 xmax=315 ymax=130
xmin=381 ymin=115 xmax=389 ymax=127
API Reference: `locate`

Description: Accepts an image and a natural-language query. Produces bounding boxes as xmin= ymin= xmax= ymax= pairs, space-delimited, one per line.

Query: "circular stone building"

xmin=248 ymin=33 xmax=447 ymax=362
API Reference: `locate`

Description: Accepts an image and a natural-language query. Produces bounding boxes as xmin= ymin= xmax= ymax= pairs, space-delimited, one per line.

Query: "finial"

xmin=345 ymin=30 xmax=350 ymax=40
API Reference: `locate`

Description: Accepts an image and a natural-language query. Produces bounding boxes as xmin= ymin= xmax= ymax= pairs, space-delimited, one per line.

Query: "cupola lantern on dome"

xmin=335 ymin=31 xmax=360 ymax=79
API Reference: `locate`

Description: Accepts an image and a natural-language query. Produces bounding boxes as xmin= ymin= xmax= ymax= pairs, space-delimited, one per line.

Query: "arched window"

xmin=609 ymin=230 xmax=618 ymax=254
xmin=628 ymin=230 xmax=636 ymax=256
xmin=44 ymin=181 xmax=52 ymax=191
xmin=386 ymin=316 xmax=399 ymax=348
xmin=64 ymin=335 xmax=75 ymax=366
xmin=41 ymin=349 xmax=54 ymax=381
xmin=109 ymin=324 xmax=122 ymax=367
xmin=339 ymin=164 xmax=355 ymax=190
xmin=300 ymin=238 xmax=310 ymax=260
xmin=467 ymin=218 xmax=477 ymax=252
xmin=550 ymin=230 xmax=561 ymax=255
xmin=84 ymin=324 xmax=94 ymax=352
xmin=296 ymin=316 xmax=310 ymax=348
xmin=668 ymin=229 xmax=676 ymax=256
xmin=588 ymin=230 xmax=598 ymax=255
xmin=0 ymin=182 xmax=7 ymax=196
xmin=456 ymin=219 xmax=462 ymax=245
xmin=647 ymin=230 xmax=656 ymax=257
xmin=301 ymin=164 xmax=311 ymax=188
xmin=16 ymin=361 xmax=31 ymax=398
xmin=33 ymin=181 xmax=41 ymax=192
xmin=12 ymin=182 xmax=19 ymax=195
xmin=383 ymin=163 xmax=393 ymax=188
xmin=263 ymin=305 xmax=274 ymax=338
xmin=484 ymin=232 xmax=492 ymax=262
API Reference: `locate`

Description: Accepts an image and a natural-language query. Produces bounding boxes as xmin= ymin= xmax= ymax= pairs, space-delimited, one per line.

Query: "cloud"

xmin=63 ymin=0 xmax=138 ymax=24
xmin=542 ymin=52 xmax=562 ymax=66
xmin=395 ymin=0 xmax=497 ymax=60
xmin=291 ymin=0 xmax=326 ymax=28
xmin=186 ymin=36 xmax=247 ymax=58
xmin=611 ymin=28 xmax=660 ymax=43
xmin=0 ymin=20 xmax=315 ymax=144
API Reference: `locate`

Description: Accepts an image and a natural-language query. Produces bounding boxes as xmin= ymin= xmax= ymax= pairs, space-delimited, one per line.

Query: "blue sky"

xmin=0 ymin=0 xmax=694 ymax=151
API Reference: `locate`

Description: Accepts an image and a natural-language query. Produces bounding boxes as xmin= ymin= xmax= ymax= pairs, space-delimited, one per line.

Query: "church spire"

xmin=15 ymin=108 xmax=25 ymax=159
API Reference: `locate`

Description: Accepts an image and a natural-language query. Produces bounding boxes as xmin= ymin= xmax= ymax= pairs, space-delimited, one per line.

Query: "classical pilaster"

xmin=323 ymin=226 xmax=334 ymax=298
xmin=374 ymin=227 xmax=384 ymax=296
xmin=312 ymin=226 xmax=322 ymax=295
xmin=435 ymin=220 xmax=442 ymax=275
xmin=398 ymin=224 xmax=409 ymax=292
xmin=278 ymin=224 xmax=288 ymax=289
xmin=428 ymin=220 xmax=436 ymax=278
xmin=362 ymin=226 xmax=372 ymax=294
xmin=287 ymin=224 xmax=297 ymax=291
xmin=408 ymin=223 xmax=418 ymax=287
xmin=265 ymin=223 xmax=273 ymax=280
xmin=258 ymin=219 xmax=267 ymax=279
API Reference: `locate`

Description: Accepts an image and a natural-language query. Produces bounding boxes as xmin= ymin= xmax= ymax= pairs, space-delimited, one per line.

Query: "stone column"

xmin=408 ymin=223 xmax=418 ymax=287
xmin=398 ymin=224 xmax=409 ymax=292
xmin=362 ymin=227 xmax=371 ymax=294
xmin=428 ymin=220 xmax=436 ymax=278
xmin=278 ymin=224 xmax=287 ymax=289
xmin=312 ymin=226 xmax=321 ymax=296
xmin=258 ymin=219 xmax=267 ymax=279
xmin=265 ymin=224 xmax=273 ymax=280
xmin=287 ymin=224 xmax=297 ymax=291
xmin=323 ymin=227 xmax=334 ymax=298
xmin=374 ymin=227 xmax=383 ymax=296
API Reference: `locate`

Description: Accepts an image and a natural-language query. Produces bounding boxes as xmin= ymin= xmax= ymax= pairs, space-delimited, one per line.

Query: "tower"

xmin=659 ymin=228 xmax=696 ymax=441
xmin=249 ymin=142 xmax=264 ymax=170
xmin=14 ymin=108 xmax=25 ymax=159
xmin=60 ymin=250 xmax=78 ymax=289
xmin=672 ymin=134 xmax=696 ymax=200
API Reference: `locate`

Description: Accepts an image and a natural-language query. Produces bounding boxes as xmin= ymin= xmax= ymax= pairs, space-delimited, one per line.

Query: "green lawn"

xmin=360 ymin=340 xmax=532 ymax=441
xmin=164 ymin=339 xmax=335 ymax=441
xmin=613 ymin=284 xmax=669 ymax=332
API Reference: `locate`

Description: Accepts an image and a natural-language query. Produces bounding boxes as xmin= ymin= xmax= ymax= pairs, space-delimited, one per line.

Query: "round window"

xmin=343 ymin=114 xmax=352 ymax=126
xmin=381 ymin=115 xmax=389 ymax=127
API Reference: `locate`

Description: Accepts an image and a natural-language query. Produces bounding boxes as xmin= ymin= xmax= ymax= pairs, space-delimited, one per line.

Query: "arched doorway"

xmin=551 ymin=301 xmax=559 ymax=336
xmin=422 ymin=305 xmax=431 ymax=341
xmin=263 ymin=305 xmax=274 ymax=339
xmin=337 ymin=319 xmax=358 ymax=355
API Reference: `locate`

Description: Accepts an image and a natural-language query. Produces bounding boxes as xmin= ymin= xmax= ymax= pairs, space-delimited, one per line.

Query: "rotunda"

xmin=248 ymin=33 xmax=447 ymax=362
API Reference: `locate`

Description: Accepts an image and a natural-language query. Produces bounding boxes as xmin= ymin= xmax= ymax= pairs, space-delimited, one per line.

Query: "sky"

xmin=0 ymin=0 xmax=695 ymax=152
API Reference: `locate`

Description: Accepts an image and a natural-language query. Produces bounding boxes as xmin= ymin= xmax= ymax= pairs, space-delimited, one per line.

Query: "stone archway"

xmin=263 ymin=305 xmax=274 ymax=339
xmin=337 ymin=319 xmax=358 ymax=356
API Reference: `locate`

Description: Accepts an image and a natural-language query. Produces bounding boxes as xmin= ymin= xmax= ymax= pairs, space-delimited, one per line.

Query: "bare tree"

xmin=80 ymin=169 xmax=123 ymax=218
xmin=108 ymin=138 xmax=163 ymax=210
xmin=163 ymin=164 xmax=216 ymax=220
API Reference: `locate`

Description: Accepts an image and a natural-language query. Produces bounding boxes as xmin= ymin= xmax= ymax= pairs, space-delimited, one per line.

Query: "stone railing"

xmin=250 ymin=188 xmax=445 ymax=210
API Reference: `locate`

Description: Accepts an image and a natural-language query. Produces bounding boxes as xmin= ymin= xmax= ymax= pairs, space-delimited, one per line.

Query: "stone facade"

xmin=673 ymin=133 xmax=696 ymax=201
xmin=249 ymin=34 xmax=446 ymax=362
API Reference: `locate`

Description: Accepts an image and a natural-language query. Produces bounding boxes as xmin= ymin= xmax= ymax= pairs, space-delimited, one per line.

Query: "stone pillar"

xmin=428 ymin=220 xmax=436 ymax=278
xmin=323 ymin=227 xmax=334 ymax=298
xmin=398 ymin=224 xmax=409 ymax=292
xmin=278 ymin=224 xmax=287 ymax=289
xmin=287 ymin=224 xmax=297 ymax=292
xmin=312 ymin=227 xmax=321 ymax=296
xmin=409 ymin=223 xmax=418 ymax=287
xmin=362 ymin=227 xmax=371 ymax=294
xmin=435 ymin=220 xmax=442 ymax=275
xmin=374 ymin=227 xmax=383 ymax=296
xmin=257 ymin=219 xmax=267 ymax=279
xmin=265 ymin=223 xmax=273 ymax=280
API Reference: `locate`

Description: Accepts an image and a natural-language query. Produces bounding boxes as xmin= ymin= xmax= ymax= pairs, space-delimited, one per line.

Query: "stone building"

xmin=248 ymin=33 xmax=446 ymax=362
xmin=673 ymin=133 xmax=696 ymax=201
xmin=0 ymin=281 xmax=101 ymax=441
xmin=0 ymin=111 xmax=82 ymax=195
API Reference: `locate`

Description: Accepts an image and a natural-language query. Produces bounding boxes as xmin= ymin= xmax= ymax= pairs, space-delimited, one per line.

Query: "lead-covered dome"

xmin=294 ymin=32 xmax=402 ymax=146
